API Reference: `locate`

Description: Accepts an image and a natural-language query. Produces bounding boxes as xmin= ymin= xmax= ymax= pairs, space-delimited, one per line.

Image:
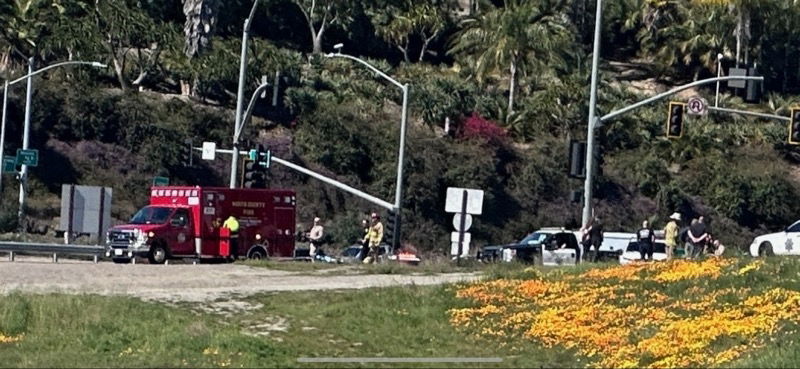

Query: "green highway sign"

xmin=153 ymin=176 xmax=170 ymax=186
xmin=16 ymin=149 xmax=39 ymax=167
xmin=2 ymin=156 xmax=16 ymax=173
xmin=248 ymin=149 xmax=258 ymax=161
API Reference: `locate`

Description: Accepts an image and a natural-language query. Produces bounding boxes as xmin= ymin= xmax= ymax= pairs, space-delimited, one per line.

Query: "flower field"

xmin=450 ymin=258 xmax=800 ymax=368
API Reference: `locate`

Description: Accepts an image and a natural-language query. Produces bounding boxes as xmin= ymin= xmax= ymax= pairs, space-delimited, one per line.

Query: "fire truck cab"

xmin=105 ymin=186 xmax=296 ymax=264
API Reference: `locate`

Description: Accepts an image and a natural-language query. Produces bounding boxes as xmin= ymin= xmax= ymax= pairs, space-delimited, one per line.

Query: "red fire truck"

xmin=105 ymin=186 xmax=296 ymax=264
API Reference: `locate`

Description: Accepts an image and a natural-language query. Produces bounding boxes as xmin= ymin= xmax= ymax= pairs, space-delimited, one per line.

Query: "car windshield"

xmin=342 ymin=247 xmax=361 ymax=257
xmin=519 ymin=232 xmax=549 ymax=245
xmin=129 ymin=207 xmax=173 ymax=225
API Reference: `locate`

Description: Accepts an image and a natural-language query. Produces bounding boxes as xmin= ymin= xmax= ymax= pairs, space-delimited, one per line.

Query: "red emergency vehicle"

xmin=105 ymin=186 xmax=296 ymax=263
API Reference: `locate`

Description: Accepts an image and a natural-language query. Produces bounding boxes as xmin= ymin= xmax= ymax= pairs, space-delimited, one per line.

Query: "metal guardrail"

xmin=0 ymin=241 xmax=104 ymax=263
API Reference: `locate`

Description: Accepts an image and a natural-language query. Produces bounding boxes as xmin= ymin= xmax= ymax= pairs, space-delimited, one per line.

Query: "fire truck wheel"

xmin=148 ymin=242 xmax=169 ymax=264
xmin=247 ymin=246 xmax=269 ymax=260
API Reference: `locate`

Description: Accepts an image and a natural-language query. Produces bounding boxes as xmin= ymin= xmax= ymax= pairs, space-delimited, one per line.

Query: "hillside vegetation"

xmin=1 ymin=0 xmax=800 ymax=251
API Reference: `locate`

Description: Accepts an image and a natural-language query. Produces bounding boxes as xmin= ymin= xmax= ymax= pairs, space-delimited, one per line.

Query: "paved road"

xmin=0 ymin=256 xmax=480 ymax=303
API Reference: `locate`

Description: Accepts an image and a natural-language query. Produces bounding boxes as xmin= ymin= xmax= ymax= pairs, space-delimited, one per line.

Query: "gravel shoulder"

xmin=0 ymin=256 xmax=480 ymax=303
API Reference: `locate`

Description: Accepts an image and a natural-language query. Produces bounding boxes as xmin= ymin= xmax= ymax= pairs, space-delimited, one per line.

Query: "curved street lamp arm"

xmin=235 ymin=82 xmax=272 ymax=142
xmin=598 ymin=76 xmax=765 ymax=124
xmin=9 ymin=61 xmax=106 ymax=85
xmin=324 ymin=53 xmax=404 ymax=89
xmin=244 ymin=0 xmax=260 ymax=31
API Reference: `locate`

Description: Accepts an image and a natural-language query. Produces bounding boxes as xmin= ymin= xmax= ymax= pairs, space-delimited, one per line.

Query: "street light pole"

xmin=5 ymin=59 xmax=107 ymax=226
xmin=324 ymin=50 xmax=409 ymax=250
xmin=18 ymin=58 xmax=34 ymax=222
xmin=0 ymin=81 xmax=8 ymax=194
xmin=230 ymin=0 xmax=261 ymax=189
xmin=715 ymin=53 xmax=723 ymax=107
xmin=581 ymin=0 xmax=604 ymax=227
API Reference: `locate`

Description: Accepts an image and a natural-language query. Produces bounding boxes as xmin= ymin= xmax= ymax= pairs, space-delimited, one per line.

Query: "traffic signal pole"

xmin=230 ymin=0 xmax=261 ymax=189
xmin=581 ymin=0 xmax=604 ymax=228
xmin=581 ymin=73 xmax=764 ymax=227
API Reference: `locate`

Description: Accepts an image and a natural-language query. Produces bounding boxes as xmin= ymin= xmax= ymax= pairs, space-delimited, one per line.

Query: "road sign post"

xmin=201 ymin=142 xmax=217 ymax=160
xmin=15 ymin=149 xmax=38 ymax=167
xmin=445 ymin=187 xmax=484 ymax=265
xmin=153 ymin=176 xmax=169 ymax=186
xmin=687 ymin=96 xmax=708 ymax=116
xmin=456 ymin=190 xmax=467 ymax=265
xmin=2 ymin=156 xmax=15 ymax=174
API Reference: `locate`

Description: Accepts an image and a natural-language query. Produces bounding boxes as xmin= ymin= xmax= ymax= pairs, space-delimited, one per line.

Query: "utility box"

xmin=59 ymin=185 xmax=113 ymax=244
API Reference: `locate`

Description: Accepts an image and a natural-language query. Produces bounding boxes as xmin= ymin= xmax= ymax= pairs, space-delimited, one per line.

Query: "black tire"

xmin=248 ymin=247 xmax=268 ymax=260
xmin=759 ymin=242 xmax=774 ymax=257
xmin=148 ymin=242 xmax=169 ymax=264
xmin=112 ymin=257 xmax=131 ymax=264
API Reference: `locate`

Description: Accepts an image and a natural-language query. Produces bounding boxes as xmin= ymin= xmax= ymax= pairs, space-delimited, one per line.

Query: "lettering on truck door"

xmin=169 ymin=208 xmax=195 ymax=255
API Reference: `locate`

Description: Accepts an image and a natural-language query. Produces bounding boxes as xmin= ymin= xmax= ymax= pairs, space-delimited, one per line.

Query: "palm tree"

xmin=448 ymin=0 xmax=570 ymax=117
xmin=182 ymin=0 xmax=220 ymax=58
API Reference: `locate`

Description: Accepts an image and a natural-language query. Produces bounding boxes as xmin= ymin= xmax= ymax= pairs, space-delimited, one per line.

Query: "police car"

xmin=749 ymin=219 xmax=800 ymax=257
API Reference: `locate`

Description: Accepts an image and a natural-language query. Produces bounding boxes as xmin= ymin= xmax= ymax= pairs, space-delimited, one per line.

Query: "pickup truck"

xmin=479 ymin=228 xmax=583 ymax=265
xmin=478 ymin=229 xmax=638 ymax=265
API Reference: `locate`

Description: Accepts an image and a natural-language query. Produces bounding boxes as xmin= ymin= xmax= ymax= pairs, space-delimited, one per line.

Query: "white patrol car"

xmin=749 ymin=220 xmax=800 ymax=257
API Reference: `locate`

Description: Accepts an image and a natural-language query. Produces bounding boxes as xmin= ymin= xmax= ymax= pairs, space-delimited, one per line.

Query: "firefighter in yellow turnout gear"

xmin=223 ymin=215 xmax=240 ymax=259
xmin=363 ymin=213 xmax=384 ymax=264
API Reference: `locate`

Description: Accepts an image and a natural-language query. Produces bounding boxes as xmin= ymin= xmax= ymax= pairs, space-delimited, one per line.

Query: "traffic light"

xmin=256 ymin=144 xmax=271 ymax=168
xmin=384 ymin=209 xmax=401 ymax=250
xmin=789 ymin=108 xmax=800 ymax=145
xmin=568 ymin=140 xmax=586 ymax=178
xmin=242 ymin=159 xmax=267 ymax=188
xmin=182 ymin=139 xmax=194 ymax=167
xmin=666 ymin=102 xmax=686 ymax=139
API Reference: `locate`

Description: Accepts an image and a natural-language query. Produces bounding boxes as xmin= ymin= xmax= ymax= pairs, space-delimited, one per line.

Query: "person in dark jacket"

xmin=637 ymin=220 xmax=656 ymax=261
xmin=586 ymin=217 xmax=604 ymax=262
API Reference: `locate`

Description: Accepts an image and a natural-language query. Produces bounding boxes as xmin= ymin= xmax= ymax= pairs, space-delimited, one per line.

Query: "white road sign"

xmin=452 ymin=214 xmax=473 ymax=232
xmin=445 ymin=187 xmax=484 ymax=214
xmin=451 ymin=232 xmax=471 ymax=244
xmin=202 ymin=142 xmax=217 ymax=160
xmin=687 ymin=96 xmax=708 ymax=115
xmin=450 ymin=242 xmax=470 ymax=257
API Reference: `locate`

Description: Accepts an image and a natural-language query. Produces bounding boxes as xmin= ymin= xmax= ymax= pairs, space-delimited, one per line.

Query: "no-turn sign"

xmin=687 ymin=96 xmax=708 ymax=116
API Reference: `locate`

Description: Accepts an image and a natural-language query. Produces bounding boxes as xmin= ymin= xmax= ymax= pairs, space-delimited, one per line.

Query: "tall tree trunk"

xmin=312 ymin=34 xmax=323 ymax=54
xmin=111 ymin=56 xmax=129 ymax=91
xmin=734 ymin=4 xmax=742 ymax=66
xmin=418 ymin=34 xmax=436 ymax=63
xmin=508 ymin=58 xmax=517 ymax=118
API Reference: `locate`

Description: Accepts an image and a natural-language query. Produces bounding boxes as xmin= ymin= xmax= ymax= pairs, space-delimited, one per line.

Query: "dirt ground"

xmin=0 ymin=256 xmax=480 ymax=304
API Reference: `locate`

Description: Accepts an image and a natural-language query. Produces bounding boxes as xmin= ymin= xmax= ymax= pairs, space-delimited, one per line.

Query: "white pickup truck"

xmin=749 ymin=220 xmax=800 ymax=257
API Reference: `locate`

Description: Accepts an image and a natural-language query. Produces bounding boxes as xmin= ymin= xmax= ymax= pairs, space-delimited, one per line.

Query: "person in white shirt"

xmin=308 ymin=217 xmax=324 ymax=262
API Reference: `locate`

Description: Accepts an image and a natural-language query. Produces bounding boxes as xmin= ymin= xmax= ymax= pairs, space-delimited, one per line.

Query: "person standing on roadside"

xmin=308 ymin=217 xmax=324 ymax=262
xmin=579 ymin=219 xmax=593 ymax=264
xmin=222 ymin=215 xmax=240 ymax=259
xmin=363 ymin=213 xmax=384 ymax=264
xmin=637 ymin=220 xmax=656 ymax=261
xmin=689 ymin=216 xmax=708 ymax=259
xmin=664 ymin=213 xmax=681 ymax=260
xmin=359 ymin=219 xmax=370 ymax=261
xmin=588 ymin=217 xmax=604 ymax=262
